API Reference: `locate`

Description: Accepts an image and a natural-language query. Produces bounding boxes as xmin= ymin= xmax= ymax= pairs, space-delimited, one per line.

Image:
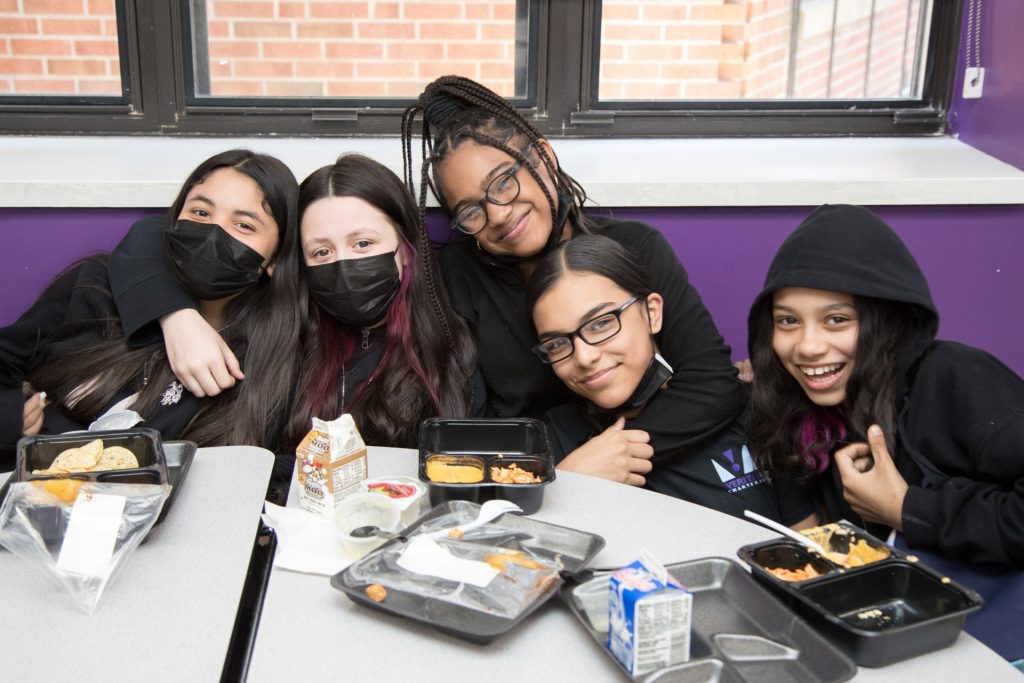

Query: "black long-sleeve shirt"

xmin=439 ymin=215 xmax=747 ymax=463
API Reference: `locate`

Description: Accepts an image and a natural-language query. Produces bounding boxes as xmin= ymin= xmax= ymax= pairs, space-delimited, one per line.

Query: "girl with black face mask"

xmin=528 ymin=235 xmax=780 ymax=522
xmin=104 ymin=154 xmax=482 ymax=459
xmin=0 ymin=150 xmax=302 ymax=469
xmin=283 ymin=154 xmax=482 ymax=449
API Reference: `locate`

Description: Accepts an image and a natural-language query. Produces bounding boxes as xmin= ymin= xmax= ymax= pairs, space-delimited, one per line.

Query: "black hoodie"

xmin=749 ymin=205 xmax=1024 ymax=567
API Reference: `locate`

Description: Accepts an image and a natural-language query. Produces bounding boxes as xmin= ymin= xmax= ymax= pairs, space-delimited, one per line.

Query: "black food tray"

xmin=738 ymin=522 xmax=984 ymax=667
xmin=331 ymin=500 xmax=605 ymax=643
xmin=417 ymin=418 xmax=555 ymax=514
xmin=0 ymin=439 xmax=197 ymax=530
xmin=562 ymin=557 xmax=856 ymax=682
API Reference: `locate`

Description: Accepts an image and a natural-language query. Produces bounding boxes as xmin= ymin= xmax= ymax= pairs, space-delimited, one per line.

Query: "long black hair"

xmin=749 ymin=293 xmax=927 ymax=477
xmin=28 ymin=149 xmax=303 ymax=449
xmin=401 ymin=75 xmax=595 ymax=249
xmin=526 ymin=234 xmax=651 ymax=312
xmin=284 ymin=153 xmax=477 ymax=448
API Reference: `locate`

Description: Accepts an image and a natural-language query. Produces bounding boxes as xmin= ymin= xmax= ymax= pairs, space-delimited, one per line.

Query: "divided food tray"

xmin=332 ymin=500 xmax=605 ymax=643
xmin=738 ymin=522 xmax=983 ymax=667
xmin=0 ymin=437 xmax=197 ymax=530
xmin=417 ymin=418 xmax=555 ymax=514
xmin=561 ymin=557 xmax=856 ymax=682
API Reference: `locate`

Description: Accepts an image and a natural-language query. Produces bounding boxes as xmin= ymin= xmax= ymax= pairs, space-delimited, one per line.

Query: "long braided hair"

xmin=400 ymin=75 xmax=595 ymax=250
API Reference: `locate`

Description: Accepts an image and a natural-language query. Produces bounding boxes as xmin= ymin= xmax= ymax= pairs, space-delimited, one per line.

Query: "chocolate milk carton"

xmin=294 ymin=414 xmax=368 ymax=518
xmin=608 ymin=552 xmax=692 ymax=675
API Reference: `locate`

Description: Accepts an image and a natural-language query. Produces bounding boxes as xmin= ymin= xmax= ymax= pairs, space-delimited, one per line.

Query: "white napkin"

xmin=396 ymin=535 xmax=499 ymax=588
xmin=262 ymin=502 xmax=352 ymax=576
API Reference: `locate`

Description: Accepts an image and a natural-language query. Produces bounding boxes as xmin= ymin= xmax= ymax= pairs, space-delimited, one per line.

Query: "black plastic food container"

xmin=18 ymin=428 xmax=168 ymax=485
xmin=738 ymin=524 xmax=983 ymax=667
xmin=798 ymin=561 xmax=982 ymax=667
xmin=417 ymin=418 xmax=554 ymax=514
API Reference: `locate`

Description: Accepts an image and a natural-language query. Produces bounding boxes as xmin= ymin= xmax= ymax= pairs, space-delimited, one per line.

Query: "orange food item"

xmin=34 ymin=479 xmax=83 ymax=504
xmin=489 ymin=463 xmax=542 ymax=484
xmin=826 ymin=539 xmax=888 ymax=567
xmin=766 ymin=563 xmax=821 ymax=582
xmin=365 ymin=584 xmax=388 ymax=603
xmin=483 ymin=550 xmax=545 ymax=571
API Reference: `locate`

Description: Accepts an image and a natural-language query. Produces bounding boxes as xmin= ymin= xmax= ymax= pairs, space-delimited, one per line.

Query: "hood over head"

xmin=748 ymin=204 xmax=938 ymax=364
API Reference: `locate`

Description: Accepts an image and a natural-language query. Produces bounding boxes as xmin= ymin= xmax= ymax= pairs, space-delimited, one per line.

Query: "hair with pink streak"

xmin=798 ymin=406 xmax=847 ymax=475
xmin=285 ymin=153 xmax=477 ymax=448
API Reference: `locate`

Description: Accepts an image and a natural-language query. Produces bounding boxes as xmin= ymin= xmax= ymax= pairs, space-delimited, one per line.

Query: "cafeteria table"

xmin=248 ymin=446 xmax=1021 ymax=682
xmin=0 ymin=445 xmax=274 ymax=682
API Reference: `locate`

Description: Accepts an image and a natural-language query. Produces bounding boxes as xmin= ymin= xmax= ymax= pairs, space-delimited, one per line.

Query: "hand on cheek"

xmin=835 ymin=425 xmax=909 ymax=529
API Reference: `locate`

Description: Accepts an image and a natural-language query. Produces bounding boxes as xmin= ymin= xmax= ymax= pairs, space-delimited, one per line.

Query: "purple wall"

xmin=949 ymin=0 xmax=1024 ymax=172
xmin=2 ymin=202 xmax=1023 ymax=377
xmin=2 ymin=0 xmax=1022 ymax=376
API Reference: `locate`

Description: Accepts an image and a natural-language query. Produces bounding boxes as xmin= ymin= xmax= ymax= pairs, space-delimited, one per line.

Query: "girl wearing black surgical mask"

xmin=527 ymin=235 xmax=780 ymax=522
xmin=104 ymin=154 xmax=481 ymax=458
xmin=284 ymin=154 xmax=482 ymax=448
xmin=0 ymin=150 xmax=302 ymax=467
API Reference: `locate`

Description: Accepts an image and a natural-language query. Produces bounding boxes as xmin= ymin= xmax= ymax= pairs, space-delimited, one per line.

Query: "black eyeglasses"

xmin=451 ymin=143 xmax=534 ymax=236
xmin=532 ymin=296 xmax=640 ymax=364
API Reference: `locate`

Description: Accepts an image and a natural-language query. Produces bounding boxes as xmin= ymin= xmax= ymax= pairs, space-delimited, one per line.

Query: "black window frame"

xmin=0 ymin=0 xmax=963 ymax=137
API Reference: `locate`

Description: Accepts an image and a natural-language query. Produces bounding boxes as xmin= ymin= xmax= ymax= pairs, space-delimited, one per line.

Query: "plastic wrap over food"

xmin=346 ymin=506 xmax=562 ymax=619
xmin=0 ymin=481 xmax=171 ymax=614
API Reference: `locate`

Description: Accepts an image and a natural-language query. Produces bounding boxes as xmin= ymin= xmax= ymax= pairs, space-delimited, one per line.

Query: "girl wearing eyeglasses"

xmin=401 ymin=77 xmax=747 ymax=492
xmin=527 ymin=234 xmax=779 ymax=519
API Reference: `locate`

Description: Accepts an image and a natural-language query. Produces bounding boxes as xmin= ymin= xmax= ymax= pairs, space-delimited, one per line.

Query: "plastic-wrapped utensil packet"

xmin=0 ymin=481 xmax=170 ymax=614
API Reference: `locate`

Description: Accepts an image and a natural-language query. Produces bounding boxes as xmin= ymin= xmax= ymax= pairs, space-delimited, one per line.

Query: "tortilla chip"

xmin=51 ymin=445 xmax=101 ymax=472
xmin=97 ymin=446 xmax=139 ymax=471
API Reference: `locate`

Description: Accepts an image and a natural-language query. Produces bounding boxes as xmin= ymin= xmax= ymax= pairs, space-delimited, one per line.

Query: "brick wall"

xmin=599 ymin=0 xmax=924 ymax=101
xmin=0 ymin=0 xmax=120 ymax=95
xmin=1 ymin=0 xmax=925 ymax=102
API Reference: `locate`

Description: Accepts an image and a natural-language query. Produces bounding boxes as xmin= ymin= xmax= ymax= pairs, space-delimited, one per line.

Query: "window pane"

xmin=0 ymin=0 xmax=122 ymax=96
xmin=190 ymin=0 xmax=526 ymax=100
xmin=598 ymin=0 xmax=930 ymax=101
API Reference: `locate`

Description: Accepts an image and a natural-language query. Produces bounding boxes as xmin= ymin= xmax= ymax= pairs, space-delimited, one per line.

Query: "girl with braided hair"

xmin=402 ymin=76 xmax=747 ymax=501
xmin=102 ymin=154 xmax=482 ymax=463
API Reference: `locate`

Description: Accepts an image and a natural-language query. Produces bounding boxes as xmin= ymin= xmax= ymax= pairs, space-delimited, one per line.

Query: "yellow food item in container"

xmin=424 ymin=456 xmax=484 ymax=483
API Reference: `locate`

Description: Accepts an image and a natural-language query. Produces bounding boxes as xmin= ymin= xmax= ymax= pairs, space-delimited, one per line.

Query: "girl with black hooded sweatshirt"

xmin=748 ymin=204 xmax=1023 ymax=663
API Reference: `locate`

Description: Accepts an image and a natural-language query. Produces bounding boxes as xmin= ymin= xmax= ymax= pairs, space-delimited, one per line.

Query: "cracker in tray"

xmin=50 ymin=440 xmax=103 ymax=472
xmin=32 ymin=439 xmax=140 ymax=475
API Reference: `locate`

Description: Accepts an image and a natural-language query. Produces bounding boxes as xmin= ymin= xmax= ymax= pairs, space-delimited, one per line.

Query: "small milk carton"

xmin=607 ymin=551 xmax=692 ymax=676
xmin=294 ymin=414 xmax=368 ymax=518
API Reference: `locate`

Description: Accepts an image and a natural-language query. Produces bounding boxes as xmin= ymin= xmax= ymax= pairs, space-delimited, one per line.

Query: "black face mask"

xmin=165 ymin=219 xmax=267 ymax=301
xmin=306 ymin=251 xmax=401 ymax=328
xmin=589 ymin=351 xmax=674 ymax=416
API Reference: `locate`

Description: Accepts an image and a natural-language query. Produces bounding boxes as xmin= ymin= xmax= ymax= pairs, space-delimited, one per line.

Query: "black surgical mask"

xmin=306 ymin=251 xmax=401 ymax=327
xmin=589 ymin=351 xmax=674 ymax=416
xmin=165 ymin=219 xmax=267 ymax=301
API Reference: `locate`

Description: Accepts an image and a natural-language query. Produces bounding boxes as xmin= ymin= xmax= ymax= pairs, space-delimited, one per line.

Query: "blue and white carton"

xmin=607 ymin=551 xmax=692 ymax=675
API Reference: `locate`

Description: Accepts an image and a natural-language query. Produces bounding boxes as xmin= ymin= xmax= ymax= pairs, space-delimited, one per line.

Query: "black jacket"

xmin=750 ymin=205 xmax=1024 ymax=566
xmin=0 ymin=258 xmax=199 ymax=470
xmin=440 ymin=215 xmax=746 ymax=464
xmin=107 ymin=216 xmax=486 ymax=450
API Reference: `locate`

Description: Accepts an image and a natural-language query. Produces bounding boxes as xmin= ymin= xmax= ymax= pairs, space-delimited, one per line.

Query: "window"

xmin=0 ymin=0 xmax=962 ymax=137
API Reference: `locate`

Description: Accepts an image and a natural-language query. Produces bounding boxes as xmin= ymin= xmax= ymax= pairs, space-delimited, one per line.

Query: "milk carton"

xmin=294 ymin=414 xmax=368 ymax=518
xmin=608 ymin=552 xmax=692 ymax=675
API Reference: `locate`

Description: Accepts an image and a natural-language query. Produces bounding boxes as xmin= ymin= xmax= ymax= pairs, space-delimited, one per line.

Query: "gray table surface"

xmin=0 ymin=445 xmax=273 ymax=683
xmin=248 ymin=446 xmax=1020 ymax=682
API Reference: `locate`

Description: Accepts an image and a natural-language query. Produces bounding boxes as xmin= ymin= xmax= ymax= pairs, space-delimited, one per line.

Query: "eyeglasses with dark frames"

xmin=451 ymin=143 xmax=534 ymax=236
xmin=532 ymin=296 xmax=641 ymax=364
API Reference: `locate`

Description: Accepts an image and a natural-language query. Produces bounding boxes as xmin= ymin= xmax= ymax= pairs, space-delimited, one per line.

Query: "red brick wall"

xmin=0 ymin=0 xmax=120 ymax=95
xmin=1 ymin=0 xmax=925 ymax=102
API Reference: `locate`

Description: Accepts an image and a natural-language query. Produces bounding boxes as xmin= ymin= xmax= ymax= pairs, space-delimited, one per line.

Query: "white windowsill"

xmin=1 ymin=134 xmax=1022 ymax=208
